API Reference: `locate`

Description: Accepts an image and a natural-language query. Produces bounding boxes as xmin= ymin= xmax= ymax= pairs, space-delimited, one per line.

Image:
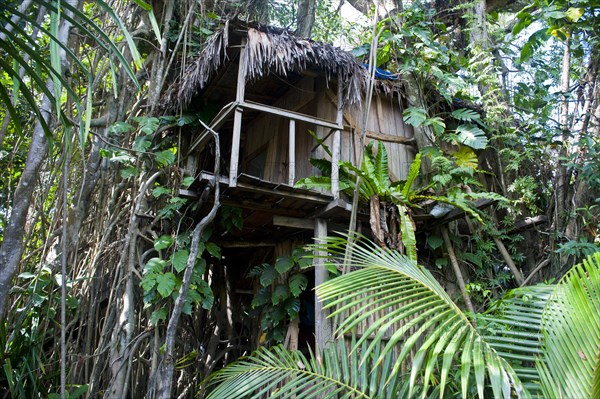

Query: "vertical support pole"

xmin=331 ymin=74 xmax=344 ymax=199
xmin=229 ymin=38 xmax=247 ymax=187
xmin=288 ymin=119 xmax=296 ymax=186
xmin=314 ymin=218 xmax=332 ymax=361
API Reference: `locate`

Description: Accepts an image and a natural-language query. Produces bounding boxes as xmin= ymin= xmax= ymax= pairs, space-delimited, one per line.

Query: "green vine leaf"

xmin=451 ymin=108 xmax=481 ymax=122
xmin=152 ymin=186 xmax=170 ymax=198
xmin=144 ymin=257 xmax=167 ymax=274
xmin=205 ymin=242 xmax=221 ymax=259
xmin=172 ymin=250 xmax=189 ymax=273
xmin=271 ymin=284 xmax=289 ymax=306
xmin=275 ymin=256 xmax=293 ymax=274
xmin=156 ymin=149 xmax=176 ymax=166
xmin=289 ymin=274 xmax=308 ymax=297
xmin=455 ymin=124 xmax=488 ymax=149
xmin=150 ymin=307 xmax=168 ymax=325
xmin=454 ymin=146 xmax=479 ymax=169
xmin=133 ymin=116 xmax=159 ymax=135
xmin=195 ymin=280 xmax=214 ymax=309
xmin=154 ymin=235 xmax=174 ymax=251
xmin=403 ymin=106 xmax=427 ymax=126
xmin=156 ymin=272 xmax=177 ymax=298
xmin=259 ymin=265 xmax=278 ymax=287
xmin=182 ymin=176 xmax=195 ymax=188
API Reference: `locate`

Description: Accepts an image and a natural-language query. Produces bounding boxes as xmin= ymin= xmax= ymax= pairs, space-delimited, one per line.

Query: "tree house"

xmin=163 ymin=20 xmax=415 ymax=352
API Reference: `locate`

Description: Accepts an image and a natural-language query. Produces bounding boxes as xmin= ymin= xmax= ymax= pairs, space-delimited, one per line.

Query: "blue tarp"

xmin=361 ymin=64 xmax=398 ymax=80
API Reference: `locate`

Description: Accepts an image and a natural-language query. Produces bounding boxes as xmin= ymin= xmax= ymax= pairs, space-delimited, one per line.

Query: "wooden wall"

xmin=241 ymin=76 xmax=415 ymax=186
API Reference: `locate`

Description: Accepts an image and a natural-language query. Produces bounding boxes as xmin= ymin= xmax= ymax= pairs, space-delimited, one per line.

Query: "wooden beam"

xmin=219 ymin=241 xmax=276 ymax=248
xmin=273 ymin=215 xmax=314 ymax=229
xmin=188 ymin=101 xmax=238 ymax=154
xmin=332 ymin=76 xmax=343 ymax=199
xmin=229 ymin=108 xmax=243 ymax=187
xmin=366 ymin=130 xmax=416 ymax=145
xmin=314 ymin=218 xmax=332 ymax=356
xmin=311 ymin=198 xmax=353 ymax=218
xmin=241 ymin=100 xmax=342 ymax=130
xmin=288 ymin=119 xmax=296 ymax=185
xmin=229 ymin=38 xmax=247 ymax=188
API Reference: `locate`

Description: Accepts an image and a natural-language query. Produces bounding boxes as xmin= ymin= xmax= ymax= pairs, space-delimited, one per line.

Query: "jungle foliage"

xmin=0 ymin=0 xmax=599 ymax=398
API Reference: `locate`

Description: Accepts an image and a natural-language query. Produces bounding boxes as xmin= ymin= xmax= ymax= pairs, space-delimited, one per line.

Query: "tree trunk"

xmin=551 ymin=39 xmax=572 ymax=274
xmin=0 ymin=0 xmax=80 ymax=318
xmin=296 ymin=0 xmax=316 ymax=38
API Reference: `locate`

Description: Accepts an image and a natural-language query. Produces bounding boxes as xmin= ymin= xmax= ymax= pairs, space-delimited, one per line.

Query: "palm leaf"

xmin=537 ymin=252 xmax=600 ymax=398
xmin=480 ymin=284 xmax=554 ymax=396
xmin=205 ymin=339 xmax=411 ymax=399
xmin=314 ymin=235 xmax=528 ymax=398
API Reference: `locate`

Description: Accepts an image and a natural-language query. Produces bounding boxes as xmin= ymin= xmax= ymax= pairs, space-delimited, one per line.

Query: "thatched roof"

xmin=161 ymin=21 xmax=403 ymax=114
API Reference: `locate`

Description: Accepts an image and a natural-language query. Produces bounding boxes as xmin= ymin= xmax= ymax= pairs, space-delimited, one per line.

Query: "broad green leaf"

xmin=120 ymin=166 xmax=139 ymax=179
xmin=150 ymin=307 xmax=168 ymax=325
xmin=455 ymin=125 xmax=488 ymax=149
xmin=152 ymin=186 xmax=170 ymax=198
xmin=289 ymin=274 xmax=308 ymax=297
xmin=252 ymin=287 xmax=271 ymax=307
xmin=156 ymin=272 xmax=178 ymax=298
xmin=108 ymin=121 xmax=135 ymax=135
xmin=144 ymin=257 xmax=167 ymax=274
xmin=154 ymin=235 xmax=174 ymax=251
xmin=451 ymin=108 xmax=481 ymax=122
xmin=275 ymin=256 xmax=294 ymax=274
xmin=140 ymin=275 xmax=157 ymax=292
xmin=427 ymin=235 xmax=443 ymax=250
xmin=423 ymin=116 xmax=446 ymax=135
xmin=454 ymin=146 xmax=479 ymax=169
xmin=133 ymin=116 xmax=160 ymax=135
xmin=196 ymin=280 xmax=214 ymax=309
xmin=172 ymin=250 xmax=190 ymax=273
xmin=182 ymin=176 xmax=195 ymax=188
xmin=565 ymin=7 xmax=584 ymax=22
xmin=259 ymin=265 xmax=278 ymax=287
xmin=272 ymin=284 xmax=289 ymax=306
xmin=205 ymin=242 xmax=221 ymax=259
xmin=403 ymin=107 xmax=428 ymax=127
xmin=156 ymin=149 xmax=176 ymax=166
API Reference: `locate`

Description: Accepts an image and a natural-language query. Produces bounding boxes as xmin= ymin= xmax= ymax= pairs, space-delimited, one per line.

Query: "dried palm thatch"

xmin=161 ymin=20 xmax=403 ymax=114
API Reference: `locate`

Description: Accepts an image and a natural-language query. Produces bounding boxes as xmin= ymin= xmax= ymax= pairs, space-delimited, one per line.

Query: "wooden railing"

xmin=188 ymin=99 xmax=345 ymax=199
xmin=188 ymin=40 xmax=345 ymax=199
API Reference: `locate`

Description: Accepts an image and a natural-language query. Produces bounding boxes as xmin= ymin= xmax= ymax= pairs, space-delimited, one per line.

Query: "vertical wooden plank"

xmin=288 ymin=119 xmax=296 ymax=185
xmin=314 ymin=218 xmax=332 ymax=358
xmin=331 ymin=76 xmax=344 ymax=199
xmin=229 ymin=38 xmax=247 ymax=187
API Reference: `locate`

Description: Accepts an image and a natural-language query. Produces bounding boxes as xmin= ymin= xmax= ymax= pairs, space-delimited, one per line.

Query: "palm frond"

xmin=314 ymin=235 xmax=528 ymax=398
xmin=1 ymin=1 xmax=141 ymax=142
xmin=205 ymin=339 xmax=411 ymax=399
xmin=481 ymin=284 xmax=554 ymax=396
xmin=537 ymin=252 xmax=600 ymax=398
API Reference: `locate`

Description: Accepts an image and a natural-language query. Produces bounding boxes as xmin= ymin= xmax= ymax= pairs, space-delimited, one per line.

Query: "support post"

xmin=229 ymin=38 xmax=247 ymax=187
xmin=288 ymin=119 xmax=296 ymax=186
xmin=314 ymin=218 xmax=332 ymax=360
xmin=331 ymin=75 xmax=344 ymax=199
